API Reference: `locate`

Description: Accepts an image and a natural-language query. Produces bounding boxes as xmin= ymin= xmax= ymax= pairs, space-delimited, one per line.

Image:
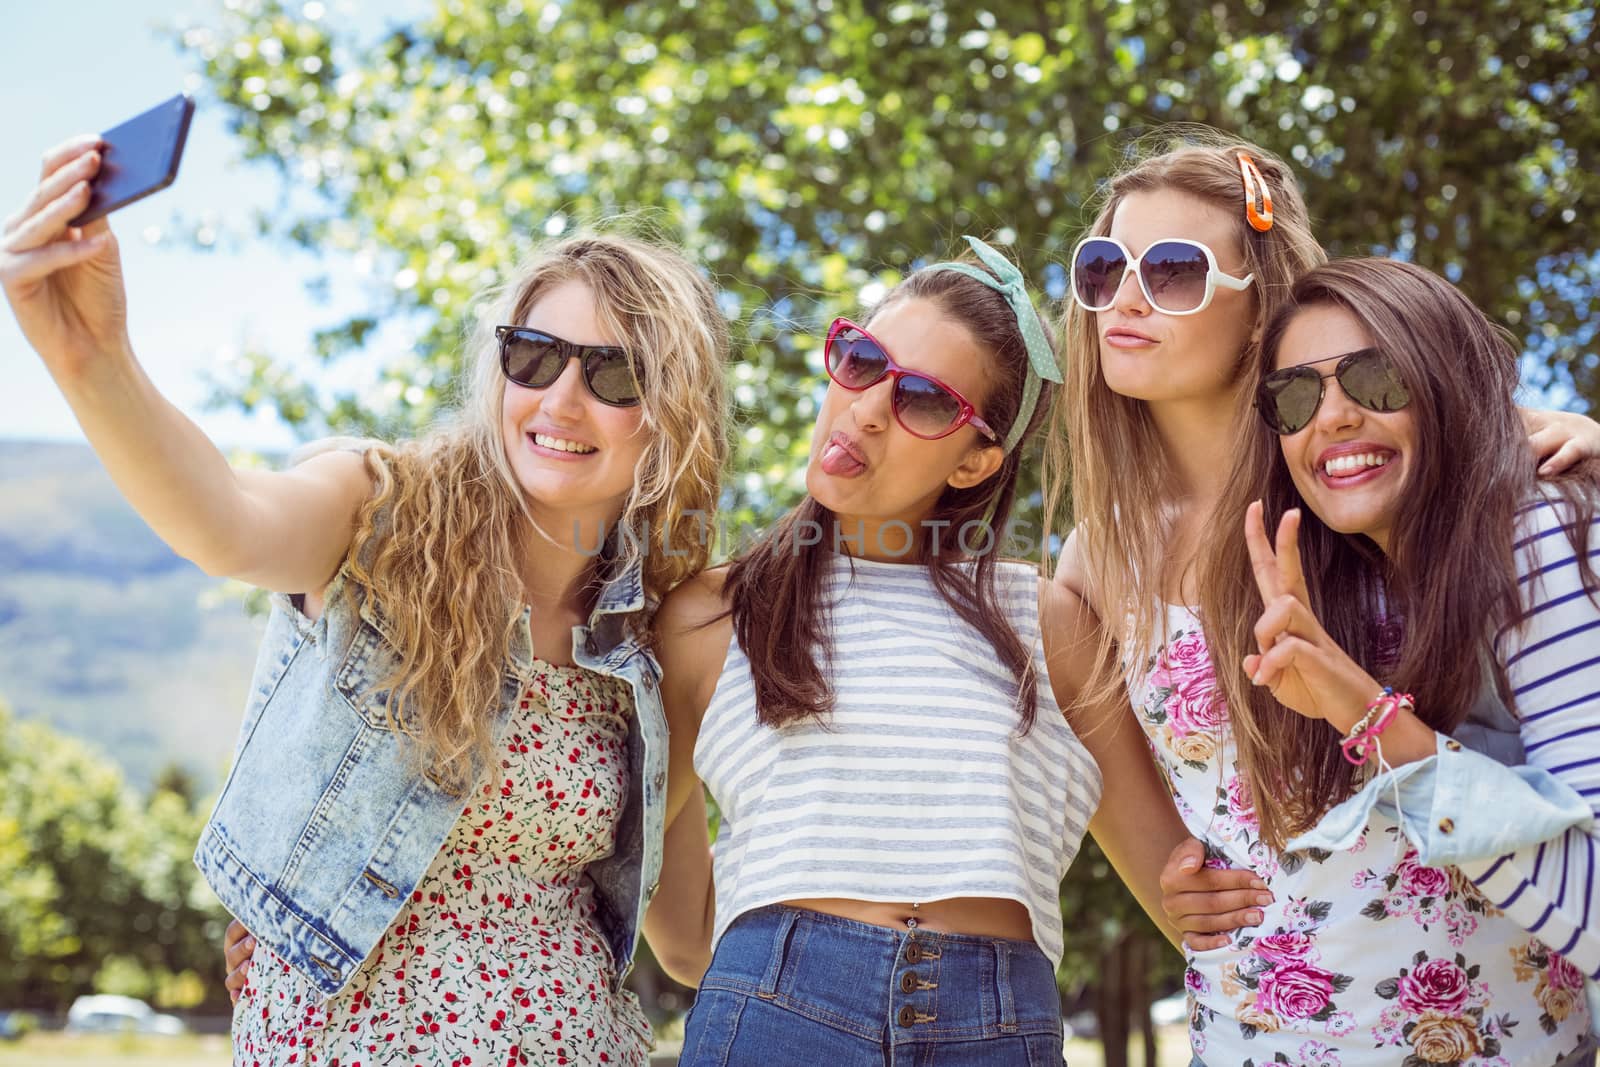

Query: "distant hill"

xmin=0 ymin=440 xmax=266 ymax=792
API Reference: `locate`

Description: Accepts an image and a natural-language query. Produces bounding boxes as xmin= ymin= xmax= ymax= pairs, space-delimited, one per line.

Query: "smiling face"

xmin=1272 ymin=303 xmax=1417 ymax=553
xmin=1095 ymin=189 xmax=1259 ymax=409
xmin=498 ymin=279 xmax=648 ymax=529
xmin=804 ymin=296 xmax=1004 ymax=551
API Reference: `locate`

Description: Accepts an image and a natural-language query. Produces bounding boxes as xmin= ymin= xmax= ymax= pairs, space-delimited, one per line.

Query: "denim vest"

xmin=193 ymin=551 xmax=667 ymax=999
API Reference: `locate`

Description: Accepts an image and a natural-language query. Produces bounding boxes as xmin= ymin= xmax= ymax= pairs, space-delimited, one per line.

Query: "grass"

xmin=0 ymin=1025 xmax=1194 ymax=1065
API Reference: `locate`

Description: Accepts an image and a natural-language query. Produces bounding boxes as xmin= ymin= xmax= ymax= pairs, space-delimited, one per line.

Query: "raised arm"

xmin=2 ymin=137 xmax=369 ymax=593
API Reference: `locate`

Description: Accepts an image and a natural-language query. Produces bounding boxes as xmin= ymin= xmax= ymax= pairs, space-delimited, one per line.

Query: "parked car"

xmin=1149 ymin=992 xmax=1190 ymax=1027
xmin=65 ymin=994 xmax=185 ymax=1036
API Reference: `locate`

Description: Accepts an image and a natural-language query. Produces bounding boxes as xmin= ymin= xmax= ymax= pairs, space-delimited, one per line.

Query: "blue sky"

xmin=2 ymin=0 xmax=423 ymax=450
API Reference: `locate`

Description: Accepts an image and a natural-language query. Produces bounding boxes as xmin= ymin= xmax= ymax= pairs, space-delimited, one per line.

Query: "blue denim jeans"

xmin=679 ymin=906 xmax=1065 ymax=1066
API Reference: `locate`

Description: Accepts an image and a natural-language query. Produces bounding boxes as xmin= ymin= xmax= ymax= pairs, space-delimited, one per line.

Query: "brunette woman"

xmin=1199 ymin=257 xmax=1600 ymax=1065
xmin=656 ymin=239 xmax=1204 ymax=1065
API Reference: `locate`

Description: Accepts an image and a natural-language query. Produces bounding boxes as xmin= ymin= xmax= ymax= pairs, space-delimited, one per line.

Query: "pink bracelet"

xmin=1340 ymin=688 xmax=1413 ymax=766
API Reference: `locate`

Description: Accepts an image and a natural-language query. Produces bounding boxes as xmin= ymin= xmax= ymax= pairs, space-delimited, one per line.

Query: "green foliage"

xmin=178 ymin=0 xmax=1596 ymax=523
xmin=0 ymin=702 xmax=230 ymax=1012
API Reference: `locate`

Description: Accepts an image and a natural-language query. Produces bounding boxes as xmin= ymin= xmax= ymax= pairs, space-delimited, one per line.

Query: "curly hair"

xmin=340 ymin=231 xmax=729 ymax=789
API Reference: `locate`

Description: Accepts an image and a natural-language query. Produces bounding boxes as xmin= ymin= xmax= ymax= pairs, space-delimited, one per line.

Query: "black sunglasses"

xmin=495 ymin=325 xmax=641 ymax=407
xmin=1256 ymin=347 xmax=1411 ymax=435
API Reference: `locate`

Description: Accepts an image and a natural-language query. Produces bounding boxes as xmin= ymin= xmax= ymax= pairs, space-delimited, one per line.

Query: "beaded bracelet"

xmin=1340 ymin=687 xmax=1413 ymax=766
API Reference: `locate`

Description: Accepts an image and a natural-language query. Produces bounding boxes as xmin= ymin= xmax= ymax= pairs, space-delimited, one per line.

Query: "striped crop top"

xmin=693 ymin=553 xmax=1103 ymax=968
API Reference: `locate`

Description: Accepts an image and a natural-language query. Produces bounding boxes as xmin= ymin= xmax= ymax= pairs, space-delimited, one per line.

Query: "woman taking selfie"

xmin=1 ymin=136 xmax=730 ymax=1065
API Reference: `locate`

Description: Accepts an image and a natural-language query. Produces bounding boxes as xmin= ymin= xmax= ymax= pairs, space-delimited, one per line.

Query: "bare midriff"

xmin=779 ymin=896 xmax=1034 ymax=941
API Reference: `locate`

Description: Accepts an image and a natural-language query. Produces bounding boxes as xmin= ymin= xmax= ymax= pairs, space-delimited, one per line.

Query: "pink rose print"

xmin=1548 ymin=951 xmax=1584 ymax=992
xmin=1252 ymin=932 xmax=1314 ymax=964
xmin=1226 ymin=774 xmax=1257 ymax=825
xmin=1397 ymin=957 xmax=1470 ymax=1015
xmin=1295 ymin=1040 xmax=1342 ymax=1067
xmin=1152 ymin=629 xmax=1211 ymax=688
xmin=1256 ymin=959 xmax=1337 ymax=1020
xmin=1398 ymin=862 xmax=1451 ymax=900
xmin=1166 ymin=673 xmax=1227 ymax=737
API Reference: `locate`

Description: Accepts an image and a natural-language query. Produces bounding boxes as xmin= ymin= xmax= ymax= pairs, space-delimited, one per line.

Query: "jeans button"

xmin=905 ymin=942 xmax=922 ymax=964
xmin=897 ymin=1005 xmax=916 ymax=1028
xmin=900 ymin=971 xmax=918 ymax=993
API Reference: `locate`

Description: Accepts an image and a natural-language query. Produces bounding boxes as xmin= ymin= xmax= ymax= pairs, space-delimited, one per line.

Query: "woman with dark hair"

xmin=652 ymin=238 xmax=1211 ymax=1065
xmin=1198 ymin=256 xmax=1600 ymax=1065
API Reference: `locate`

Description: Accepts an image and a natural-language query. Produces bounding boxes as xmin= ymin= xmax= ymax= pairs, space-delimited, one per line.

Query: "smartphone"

xmin=69 ymin=94 xmax=195 ymax=227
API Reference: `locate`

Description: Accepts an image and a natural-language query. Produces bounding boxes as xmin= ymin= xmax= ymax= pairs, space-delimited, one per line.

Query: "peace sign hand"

xmin=1242 ymin=501 xmax=1378 ymax=733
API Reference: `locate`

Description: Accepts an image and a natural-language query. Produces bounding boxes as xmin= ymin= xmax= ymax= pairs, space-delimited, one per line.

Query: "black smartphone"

xmin=69 ymin=93 xmax=195 ymax=227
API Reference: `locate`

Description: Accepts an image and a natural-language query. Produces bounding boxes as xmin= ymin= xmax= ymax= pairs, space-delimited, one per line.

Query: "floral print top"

xmin=232 ymin=658 xmax=651 ymax=1067
xmin=1133 ymin=606 xmax=1592 ymax=1067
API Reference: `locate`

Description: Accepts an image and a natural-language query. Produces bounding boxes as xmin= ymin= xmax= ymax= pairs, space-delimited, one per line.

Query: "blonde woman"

xmin=1 ymin=136 xmax=729 ymax=1065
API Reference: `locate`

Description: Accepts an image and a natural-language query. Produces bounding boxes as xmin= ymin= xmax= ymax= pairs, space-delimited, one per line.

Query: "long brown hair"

xmin=343 ymin=232 xmax=729 ymax=789
xmin=725 ymin=251 xmax=1059 ymax=731
xmin=1045 ymin=130 xmax=1326 ymax=707
xmin=1200 ymin=257 xmax=1600 ymax=847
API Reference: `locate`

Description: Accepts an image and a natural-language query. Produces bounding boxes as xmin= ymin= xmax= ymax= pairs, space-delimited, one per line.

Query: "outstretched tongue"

xmin=820 ymin=440 xmax=867 ymax=477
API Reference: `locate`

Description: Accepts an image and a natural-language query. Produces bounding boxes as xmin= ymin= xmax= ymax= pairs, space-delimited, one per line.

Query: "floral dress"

xmin=1133 ymin=606 xmax=1591 ymax=1067
xmin=233 ymin=659 xmax=651 ymax=1067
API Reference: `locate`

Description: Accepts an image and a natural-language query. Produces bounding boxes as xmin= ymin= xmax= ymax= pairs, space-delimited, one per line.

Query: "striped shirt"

xmin=1462 ymin=494 xmax=1600 ymax=974
xmin=693 ymin=554 xmax=1103 ymax=968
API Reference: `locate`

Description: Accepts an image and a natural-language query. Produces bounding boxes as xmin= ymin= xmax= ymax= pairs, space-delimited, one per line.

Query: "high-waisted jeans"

xmin=679 ymin=905 xmax=1065 ymax=1066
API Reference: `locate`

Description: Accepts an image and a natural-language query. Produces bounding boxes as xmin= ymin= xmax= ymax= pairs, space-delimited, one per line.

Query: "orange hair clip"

xmin=1238 ymin=152 xmax=1274 ymax=232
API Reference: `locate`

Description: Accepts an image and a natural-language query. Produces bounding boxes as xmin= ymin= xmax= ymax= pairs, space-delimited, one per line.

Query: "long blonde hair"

xmin=1045 ymin=130 xmax=1325 ymax=704
xmin=344 ymin=232 xmax=729 ymax=789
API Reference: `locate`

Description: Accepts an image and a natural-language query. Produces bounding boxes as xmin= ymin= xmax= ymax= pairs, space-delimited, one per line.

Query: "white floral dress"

xmin=233 ymin=659 xmax=651 ymax=1067
xmin=1133 ymin=607 xmax=1591 ymax=1067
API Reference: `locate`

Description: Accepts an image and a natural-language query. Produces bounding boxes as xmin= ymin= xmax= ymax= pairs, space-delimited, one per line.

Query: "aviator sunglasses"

xmin=495 ymin=325 xmax=641 ymax=407
xmin=1070 ymin=236 xmax=1255 ymax=316
xmin=1256 ymin=347 xmax=1412 ymax=435
xmin=824 ymin=318 xmax=999 ymax=442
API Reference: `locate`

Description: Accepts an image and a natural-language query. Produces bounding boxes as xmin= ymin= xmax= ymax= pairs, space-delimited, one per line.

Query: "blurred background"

xmin=2 ymin=1 xmax=1595 ymax=1064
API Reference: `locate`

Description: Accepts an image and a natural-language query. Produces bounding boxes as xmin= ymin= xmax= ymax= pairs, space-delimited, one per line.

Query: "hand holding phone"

xmin=71 ymin=93 xmax=194 ymax=227
xmin=3 ymin=94 xmax=193 ymax=374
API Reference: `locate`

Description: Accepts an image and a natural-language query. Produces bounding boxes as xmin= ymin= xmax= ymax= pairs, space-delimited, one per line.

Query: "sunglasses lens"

xmin=827 ymin=327 xmax=890 ymax=389
xmin=584 ymin=348 xmax=640 ymax=406
xmin=1339 ymin=351 xmax=1410 ymax=413
xmin=893 ymin=374 xmax=964 ymax=438
xmin=1141 ymin=241 xmax=1212 ymax=313
xmin=1259 ymin=368 xmax=1323 ymax=434
xmin=1072 ymin=238 xmax=1127 ymax=310
xmin=500 ymin=331 xmax=565 ymax=388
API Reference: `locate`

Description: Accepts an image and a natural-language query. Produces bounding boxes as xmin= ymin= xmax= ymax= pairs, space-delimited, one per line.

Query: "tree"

xmin=0 ymin=702 xmax=231 ymax=1012
xmin=177 ymin=1 xmax=1596 ymax=517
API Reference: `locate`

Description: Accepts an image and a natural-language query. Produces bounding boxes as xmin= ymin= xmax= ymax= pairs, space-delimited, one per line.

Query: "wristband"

xmin=1340 ymin=687 xmax=1412 ymax=766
